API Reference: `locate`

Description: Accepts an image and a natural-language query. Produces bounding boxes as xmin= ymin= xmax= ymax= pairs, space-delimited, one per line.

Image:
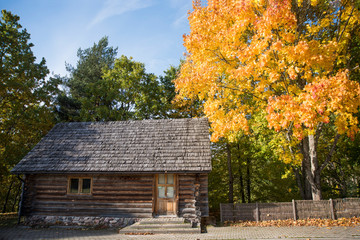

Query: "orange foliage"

xmin=267 ymin=71 xmax=360 ymax=140
xmin=175 ymin=0 xmax=360 ymax=144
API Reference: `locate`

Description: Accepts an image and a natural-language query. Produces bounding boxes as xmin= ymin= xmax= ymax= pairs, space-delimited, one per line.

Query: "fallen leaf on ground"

xmin=225 ymin=217 xmax=360 ymax=227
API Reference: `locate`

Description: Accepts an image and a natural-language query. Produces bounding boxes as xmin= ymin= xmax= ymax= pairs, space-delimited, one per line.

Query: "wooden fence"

xmin=220 ymin=198 xmax=360 ymax=222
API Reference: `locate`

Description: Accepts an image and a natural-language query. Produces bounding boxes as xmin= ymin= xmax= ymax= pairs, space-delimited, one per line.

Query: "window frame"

xmin=67 ymin=177 xmax=93 ymax=195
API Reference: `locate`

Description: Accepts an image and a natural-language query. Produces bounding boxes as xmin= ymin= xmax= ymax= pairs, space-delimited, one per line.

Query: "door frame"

xmin=153 ymin=173 xmax=179 ymax=216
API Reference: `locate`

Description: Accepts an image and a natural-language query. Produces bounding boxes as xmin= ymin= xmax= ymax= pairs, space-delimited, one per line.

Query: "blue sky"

xmin=1 ymin=0 xmax=192 ymax=77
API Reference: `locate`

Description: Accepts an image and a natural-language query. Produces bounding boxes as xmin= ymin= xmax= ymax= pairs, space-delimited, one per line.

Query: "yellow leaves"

xmin=268 ymin=71 xmax=280 ymax=83
xmin=287 ymin=66 xmax=297 ymax=80
xmin=176 ymin=0 xmax=360 ymax=147
xmin=310 ymin=0 xmax=318 ymax=6
xmin=306 ymin=14 xmax=334 ymax=36
xmin=203 ymin=96 xmax=250 ymax=142
xmin=272 ymin=40 xmax=283 ymax=51
xmin=280 ymin=149 xmax=302 ymax=165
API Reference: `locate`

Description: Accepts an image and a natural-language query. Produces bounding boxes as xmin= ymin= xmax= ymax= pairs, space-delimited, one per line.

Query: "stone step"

xmin=139 ymin=220 xmax=187 ymax=225
xmin=130 ymin=223 xmax=193 ymax=229
xmin=119 ymin=227 xmax=200 ymax=234
xmin=119 ymin=217 xmax=200 ymax=234
xmin=137 ymin=217 xmax=186 ymax=224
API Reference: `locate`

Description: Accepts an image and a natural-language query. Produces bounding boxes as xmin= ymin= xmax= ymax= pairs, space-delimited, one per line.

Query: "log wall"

xmin=22 ymin=173 xmax=210 ymax=220
xmin=178 ymin=173 xmax=209 ymax=220
xmin=22 ymin=174 xmax=153 ymax=218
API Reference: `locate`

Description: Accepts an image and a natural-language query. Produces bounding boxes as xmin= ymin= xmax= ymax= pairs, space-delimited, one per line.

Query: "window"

xmin=68 ymin=177 xmax=92 ymax=194
xmin=157 ymin=174 xmax=175 ymax=198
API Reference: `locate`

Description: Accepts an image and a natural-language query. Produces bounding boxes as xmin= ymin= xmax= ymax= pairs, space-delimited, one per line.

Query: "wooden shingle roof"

xmin=11 ymin=118 xmax=211 ymax=174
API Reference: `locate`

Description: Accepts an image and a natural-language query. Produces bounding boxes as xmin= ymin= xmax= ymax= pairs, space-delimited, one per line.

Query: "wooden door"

xmin=155 ymin=174 xmax=177 ymax=215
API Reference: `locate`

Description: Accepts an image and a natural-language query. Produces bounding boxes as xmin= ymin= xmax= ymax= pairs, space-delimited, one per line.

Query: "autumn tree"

xmin=175 ymin=0 xmax=360 ymax=200
xmin=0 ymin=10 xmax=58 ymax=211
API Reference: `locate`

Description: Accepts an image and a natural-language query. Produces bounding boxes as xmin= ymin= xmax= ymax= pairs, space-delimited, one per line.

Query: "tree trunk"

xmin=246 ymin=157 xmax=251 ymax=203
xmin=226 ymin=143 xmax=234 ymax=203
xmin=239 ymin=166 xmax=245 ymax=203
xmin=12 ymin=184 xmax=21 ymax=212
xmin=2 ymin=180 xmax=14 ymax=213
xmin=308 ymin=135 xmax=322 ymax=200
xmin=293 ymin=166 xmax=305 ymax=199
xmin=301 ymin=135 xmax=322 ymax=200
xmin=328 ymin=161 xmax=348 ymax=198
xmin=302 ymin=158 xmax=313 ymax=200
xmin=237 ymin=143 xmax=246 ymax=203
xmin=293 ymin=162 xmax=312 ymax=200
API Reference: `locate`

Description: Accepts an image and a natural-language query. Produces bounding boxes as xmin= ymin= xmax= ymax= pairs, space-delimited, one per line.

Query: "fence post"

xmin=256 ymin=202 xmax=260 ymax=222
xmin=232 ymin=203 xmax=236 ymax=222
xmin=329 ymin=198 xmax=335 ymax=220
xmin=292 ymin=199 xmax=297 ymax=220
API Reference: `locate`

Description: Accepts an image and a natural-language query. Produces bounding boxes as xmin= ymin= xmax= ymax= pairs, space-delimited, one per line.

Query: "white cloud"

xmin=88 ymin=0 xmax=154 ymax=29
xmin=170 ymin=0 xmax=192 ymax=28
xmin=173 ymin=12 xmax=188 ymax=27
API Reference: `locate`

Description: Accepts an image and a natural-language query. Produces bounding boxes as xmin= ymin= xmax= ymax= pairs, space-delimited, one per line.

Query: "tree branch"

xmin=315 ymin=122 xmax=324 ymax=148
xmin=217 ymin=84 xmax=267 ymax=103
xmin=337 ymin=5 xmax=356 ymax=43
xmin=320 ymin=134 xmax=340 ymax=172
xmin=272 ymin=50 xmax=290 ymax=95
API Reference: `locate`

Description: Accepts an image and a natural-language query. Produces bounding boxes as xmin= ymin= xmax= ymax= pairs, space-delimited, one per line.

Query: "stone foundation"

xmin=24 ymin=215 xmax=139 ymax=228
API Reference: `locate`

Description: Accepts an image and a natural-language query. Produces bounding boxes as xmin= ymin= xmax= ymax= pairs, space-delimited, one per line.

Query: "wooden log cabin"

xmin=11 ymin=118 xmax=211 ymax=225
